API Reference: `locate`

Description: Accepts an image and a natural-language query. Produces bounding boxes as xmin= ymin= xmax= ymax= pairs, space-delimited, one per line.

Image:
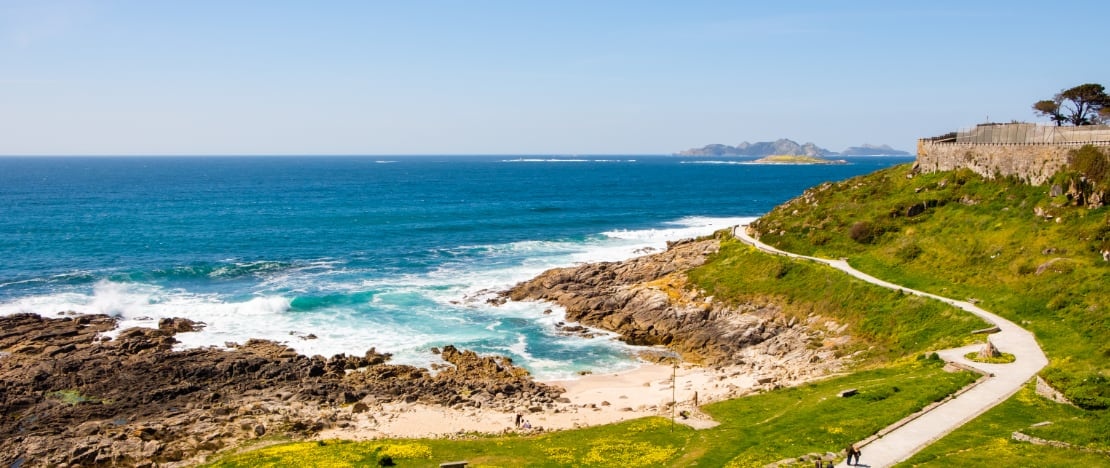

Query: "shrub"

xmin=1042 ymin=367 xmax=1110 ymax=410
xmin=895 ymin=241 xmax=923 ymax=262
xmin=1069 ymin=145 xmax=1110 ymax=188
xmin=849 ymin=221 xmax=877 ymax=244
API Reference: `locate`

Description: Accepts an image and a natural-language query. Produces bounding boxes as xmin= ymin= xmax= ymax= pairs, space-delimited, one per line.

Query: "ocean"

xmin=0 ymin=155 xmax=913 ymax=379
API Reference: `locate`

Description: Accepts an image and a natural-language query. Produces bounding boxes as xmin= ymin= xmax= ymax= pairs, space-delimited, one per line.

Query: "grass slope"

xmin=687 ymin=238 xmax=987 ymax=362
xmin=899 ymin=381 xmax=1110 ymax=467
xmin=752 ymin=161 xmax=1109 ymax=407
xmin=750 ymin=150 xmax=1110 ymax=453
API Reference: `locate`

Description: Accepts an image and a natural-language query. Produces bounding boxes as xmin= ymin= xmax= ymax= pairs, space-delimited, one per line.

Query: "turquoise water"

xmin=0 ymin=155 xmax=912 ymax=378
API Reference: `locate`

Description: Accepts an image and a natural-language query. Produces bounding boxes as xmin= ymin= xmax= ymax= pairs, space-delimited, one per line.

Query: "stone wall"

xmin=956 ymin=123 xmax=1110 ymax=144
xmin=914 ymin=140 xmax=1110 ymax=185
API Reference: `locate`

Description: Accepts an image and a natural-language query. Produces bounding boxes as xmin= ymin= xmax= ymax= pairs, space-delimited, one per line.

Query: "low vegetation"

xmin=751 ymin=147 xmax=1110 ymax=462
xmin=752 ymin=154 xmax=845 ymax=165
xmin=687 ymin=238 xmax=986 ymax=362
xmin=752 ymin=147 xmax=1109 ymax=409
xmin=900 ymin=381 xmax=1110 ymax=466
xmin=207 ymin=359 xmax=975 ymax=467
xmin=964 ymin=351 xmax=1017 ymax=364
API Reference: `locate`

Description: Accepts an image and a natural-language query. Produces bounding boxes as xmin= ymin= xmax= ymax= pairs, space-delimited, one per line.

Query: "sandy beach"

xmin=318 ymin=361 xmax=769 ymax=440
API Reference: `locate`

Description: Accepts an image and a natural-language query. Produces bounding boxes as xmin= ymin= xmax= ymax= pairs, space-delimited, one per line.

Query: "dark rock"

xmin=0 ymin=314 xmax=563 ymax=467
xmin=341 ymin=391 xmax=359 ymax=404
xmin=158 ymin=317 xmax=205 ymax=333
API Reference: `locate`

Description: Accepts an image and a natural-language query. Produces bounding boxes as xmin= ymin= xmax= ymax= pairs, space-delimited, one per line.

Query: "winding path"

xmin=733 ymin=225 xmax=1048 ymax=468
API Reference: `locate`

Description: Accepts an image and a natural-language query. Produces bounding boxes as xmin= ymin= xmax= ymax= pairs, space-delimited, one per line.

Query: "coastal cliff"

xmin=504 ymin=234 xmax=846 ymax=374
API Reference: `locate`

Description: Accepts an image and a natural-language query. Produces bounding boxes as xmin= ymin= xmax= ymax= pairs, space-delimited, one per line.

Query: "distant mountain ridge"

xmin=676 ymin=139 xmax=909 ymax=156
xmin=840 ymin=144 xmax=911 ymax=156
xmin=677 ymin=139 xmax=833 ymax=157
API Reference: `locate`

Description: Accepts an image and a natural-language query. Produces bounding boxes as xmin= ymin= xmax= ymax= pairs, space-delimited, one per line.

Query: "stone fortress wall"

xmin=915 ymin=124 xmax=1110 ymax=185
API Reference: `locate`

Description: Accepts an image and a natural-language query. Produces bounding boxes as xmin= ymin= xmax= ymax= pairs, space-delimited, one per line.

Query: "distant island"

xmin=677 ymin=139 xmax=833 ymax=157
xmin=750 ymin=154 xmax=847 ymax=165
xmin=676 ymin=139 xmax=909 ymax=156
xmin=839 ymin=144 xmax=911 ymax=156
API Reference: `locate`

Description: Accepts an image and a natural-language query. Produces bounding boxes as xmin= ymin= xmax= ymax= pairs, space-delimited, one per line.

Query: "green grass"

xmin=749 ymin=152 xmax=1110 ymax=462
xmin=898 ymin=380 xmax=1110 ymax=467
xmin=687 ymin=238 xmax=987 ymax=363
xmin=751 ymin=161 xmax=1110 ymax=409
xmin=48 ymin=389 xmax=108 ymax=406
xmin=964 ymin=351 xmax=1017 ymax=364
xmin=207 ymin=360 xmax=976 ymax=467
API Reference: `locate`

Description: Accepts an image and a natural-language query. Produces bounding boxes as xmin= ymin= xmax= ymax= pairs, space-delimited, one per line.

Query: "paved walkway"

xmin=733 ymin=226 xmax=1048 ymax=468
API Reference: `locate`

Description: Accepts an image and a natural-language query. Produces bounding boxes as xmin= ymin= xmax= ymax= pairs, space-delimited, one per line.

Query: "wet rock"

xmin=158 ymin=317 xmax=205 ymax=333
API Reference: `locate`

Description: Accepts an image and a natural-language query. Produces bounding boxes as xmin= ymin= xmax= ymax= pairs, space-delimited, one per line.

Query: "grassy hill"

xmin=750 ymin=148 xmax=1109 ymax=410
xmin=749 ymin=146 xmax=1110 ymax=463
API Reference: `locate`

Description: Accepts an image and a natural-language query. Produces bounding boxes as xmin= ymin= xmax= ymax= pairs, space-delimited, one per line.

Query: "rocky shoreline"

xmin=2 ymin=231 xmax=848 ymax=467
xmin=504 ymin=234 xmax=845 ymax=373
xmin=0 ymin=314 xmax=561 ymax=467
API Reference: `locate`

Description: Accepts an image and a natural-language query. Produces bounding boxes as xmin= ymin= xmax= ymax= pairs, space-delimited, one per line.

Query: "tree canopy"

xmin=1033 ymin=83 xmax=1109 ymax=126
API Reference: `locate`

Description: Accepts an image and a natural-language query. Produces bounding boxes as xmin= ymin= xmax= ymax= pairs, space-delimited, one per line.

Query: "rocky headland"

xmin=0 ymin=314 xmax=562 ymax=467
xmin=503 ymin=234 xmax=847 ymax=376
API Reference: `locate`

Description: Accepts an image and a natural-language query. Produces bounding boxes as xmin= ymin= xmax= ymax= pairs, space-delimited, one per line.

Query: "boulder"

xmin=979 ymin=339 xmax=1001 ymax=359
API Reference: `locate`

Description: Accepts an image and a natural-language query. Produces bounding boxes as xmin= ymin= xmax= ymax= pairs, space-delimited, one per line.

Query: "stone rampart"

xmin=914 ymin=140 xmax=1110 ymax=185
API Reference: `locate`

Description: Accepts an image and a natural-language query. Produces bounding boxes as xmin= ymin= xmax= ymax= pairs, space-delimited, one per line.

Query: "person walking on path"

xmin=846 ymin=444 xmax=861 ymax=466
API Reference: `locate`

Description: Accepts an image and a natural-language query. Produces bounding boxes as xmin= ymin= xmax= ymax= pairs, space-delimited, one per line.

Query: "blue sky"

xmin=2 ymin=1 xmax=1107 ymax=155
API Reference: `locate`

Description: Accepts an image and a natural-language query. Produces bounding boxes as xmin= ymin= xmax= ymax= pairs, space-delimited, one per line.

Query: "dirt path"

xmin=733 ymin=226 xmax=1048 ymax=468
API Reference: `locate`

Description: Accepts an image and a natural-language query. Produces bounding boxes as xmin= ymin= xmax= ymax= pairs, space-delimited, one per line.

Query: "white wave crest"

xmin=0 ymin=215 xmax=752 ymax=380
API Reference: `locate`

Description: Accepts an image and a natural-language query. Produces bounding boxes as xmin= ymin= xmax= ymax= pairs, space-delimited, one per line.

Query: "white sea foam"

xmin=501 ymin=158 xmax=591 ymax=163
xmin=0 ymin=215 xmax=752 ymax=379
xmin=679 ymin=160 xmax=748 ymax=165
xmin=501 ymin=158 xmax=637 ymax=164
